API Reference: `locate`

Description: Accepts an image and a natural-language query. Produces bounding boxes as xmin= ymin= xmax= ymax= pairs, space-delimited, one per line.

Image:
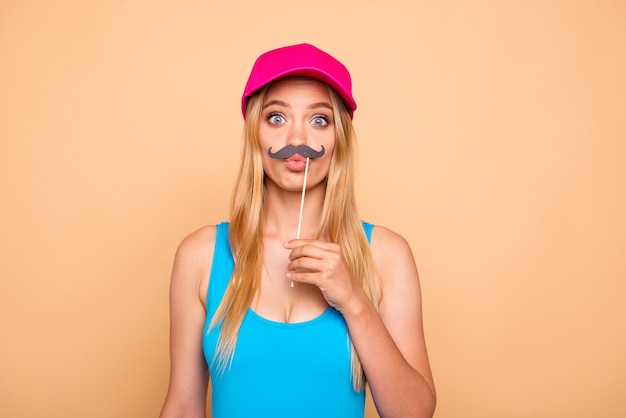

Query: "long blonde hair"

xmin=209 ymin=81 xmax=381 ymax=391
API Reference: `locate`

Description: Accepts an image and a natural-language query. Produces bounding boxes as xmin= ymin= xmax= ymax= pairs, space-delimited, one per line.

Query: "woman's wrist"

xmin=340 ymin=286 xmax=373 ymax=322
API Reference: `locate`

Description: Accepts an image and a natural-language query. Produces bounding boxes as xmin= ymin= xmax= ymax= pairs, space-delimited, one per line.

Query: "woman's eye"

xmin=267 ymin=114 xmax=286 ymax=125
xmin=311 ymin=116 xmax=329 ymax=127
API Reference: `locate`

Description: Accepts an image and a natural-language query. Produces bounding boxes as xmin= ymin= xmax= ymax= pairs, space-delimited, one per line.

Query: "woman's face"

xmin=258 ymin=77 xmax=336 ymax=193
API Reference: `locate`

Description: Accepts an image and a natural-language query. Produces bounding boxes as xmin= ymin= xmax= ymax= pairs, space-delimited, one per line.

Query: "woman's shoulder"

xmin=369 ymin=224 xmax=413 ymax=254
xmin=368 ymin=224 xmax=418 ymax=280
xmin=171 ymin=225 xmax=221 ymax=284
xmin=176 ymin=224 xmax=218 ymax=258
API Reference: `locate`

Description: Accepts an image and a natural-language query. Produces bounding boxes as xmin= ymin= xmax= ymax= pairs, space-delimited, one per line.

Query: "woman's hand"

xmin=286 ymin=229 xmax=436 ymax=417
xmin=283 ymin=239 xmax=364 ymax=315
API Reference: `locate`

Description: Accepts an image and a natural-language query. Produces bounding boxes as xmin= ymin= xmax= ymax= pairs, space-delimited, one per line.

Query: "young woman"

xmin=160 ymin=43 xmax=436 ymax=418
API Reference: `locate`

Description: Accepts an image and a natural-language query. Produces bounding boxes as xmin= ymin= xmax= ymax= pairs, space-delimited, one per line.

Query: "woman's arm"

xmin=285 ymin=226 xmax=435 ymax=417
xmin=352 ymin=226 xmax=435 ymax=417
xmin=160 ymin=226 xmax=216 ymax=418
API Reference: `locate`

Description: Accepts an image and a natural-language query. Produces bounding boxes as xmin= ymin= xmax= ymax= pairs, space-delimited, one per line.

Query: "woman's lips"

xmin=285 ymin=155 xmax=307 ymax=171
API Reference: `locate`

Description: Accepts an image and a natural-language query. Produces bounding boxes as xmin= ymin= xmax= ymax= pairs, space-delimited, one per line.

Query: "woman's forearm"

xmin=343 ymin=291 xmax=436 ymax=418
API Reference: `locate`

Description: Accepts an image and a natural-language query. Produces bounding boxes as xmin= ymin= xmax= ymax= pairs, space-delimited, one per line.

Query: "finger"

xmin=288 ymin=244 xmax=327 ymax=262
xmin=286 ymin=269 xmax=318 ymax=285
xmin=285 ymin=241 xmax=339 ymax=261
xmin=287 ymin=256 xmax=325 ymax=273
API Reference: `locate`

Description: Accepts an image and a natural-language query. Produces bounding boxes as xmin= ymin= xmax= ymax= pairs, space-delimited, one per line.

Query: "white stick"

xmin=296 ymin=157 xmax=310 ymax=239
xmin=292 ymin=157 xmax=310 ymax=287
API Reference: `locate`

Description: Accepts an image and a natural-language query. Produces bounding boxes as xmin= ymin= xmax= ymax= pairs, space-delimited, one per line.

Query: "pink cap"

xmin=241 ymin=43 xmax=356 ymax=119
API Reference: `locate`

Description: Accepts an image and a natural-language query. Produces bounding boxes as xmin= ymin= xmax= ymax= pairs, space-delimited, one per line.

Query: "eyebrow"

xmin=262 ymin=100 xmax=289 ymax=109
xmin=262 ymin=100 xmax=333 ymax=111
xmin=309 ymin=102 xmax=333 ymax=111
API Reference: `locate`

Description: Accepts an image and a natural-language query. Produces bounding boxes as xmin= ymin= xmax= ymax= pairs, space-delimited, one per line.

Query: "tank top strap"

xmin=361 ymin=220 xmax=373 ymax=243
xmin=206 ymin=222 xmax=234 ymax=316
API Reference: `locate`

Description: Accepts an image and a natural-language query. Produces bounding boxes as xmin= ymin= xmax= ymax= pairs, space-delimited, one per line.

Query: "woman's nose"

xmin=286 ymin=120 xmax=307 ymax=146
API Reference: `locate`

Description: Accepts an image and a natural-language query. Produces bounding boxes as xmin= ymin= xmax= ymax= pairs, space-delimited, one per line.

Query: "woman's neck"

xmin=263 ymin=181 xmax=326 ymax=242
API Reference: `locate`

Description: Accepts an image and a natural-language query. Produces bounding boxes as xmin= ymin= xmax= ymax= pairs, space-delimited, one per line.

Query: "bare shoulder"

xmin=171 ymin=225 xmax=219 ymax=307
xmin=369 ymin=224 xmax=413 ymax=252
xmin=369 ymin=225 xmax=418 ymax=277
xmin=176 ymin=225 xmax=217 ymax=260
xmin=369 ymin=225 xmax=421 ymax=309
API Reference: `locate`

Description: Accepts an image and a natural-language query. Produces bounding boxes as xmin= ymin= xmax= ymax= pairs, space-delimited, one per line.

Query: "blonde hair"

xmin=209 ymin=81 xmax=381 ymax=391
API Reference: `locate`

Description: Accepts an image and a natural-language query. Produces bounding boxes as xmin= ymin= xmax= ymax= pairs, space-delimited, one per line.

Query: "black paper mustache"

xmin=267 ymin=145 xmax=326 ymax=159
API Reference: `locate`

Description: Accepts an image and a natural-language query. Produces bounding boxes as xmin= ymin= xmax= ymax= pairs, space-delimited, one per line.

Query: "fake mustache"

xmin=267 ymin=145 xmax=326 ymax=159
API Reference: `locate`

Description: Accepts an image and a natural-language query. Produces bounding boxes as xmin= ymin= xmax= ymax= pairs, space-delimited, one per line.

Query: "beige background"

xmin=1 ymin=1 xmax=625 ymax=417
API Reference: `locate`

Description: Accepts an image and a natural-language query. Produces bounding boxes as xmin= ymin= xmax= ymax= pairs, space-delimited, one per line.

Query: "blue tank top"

xmin=202 ymin=222 xmax=373 ymax=418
